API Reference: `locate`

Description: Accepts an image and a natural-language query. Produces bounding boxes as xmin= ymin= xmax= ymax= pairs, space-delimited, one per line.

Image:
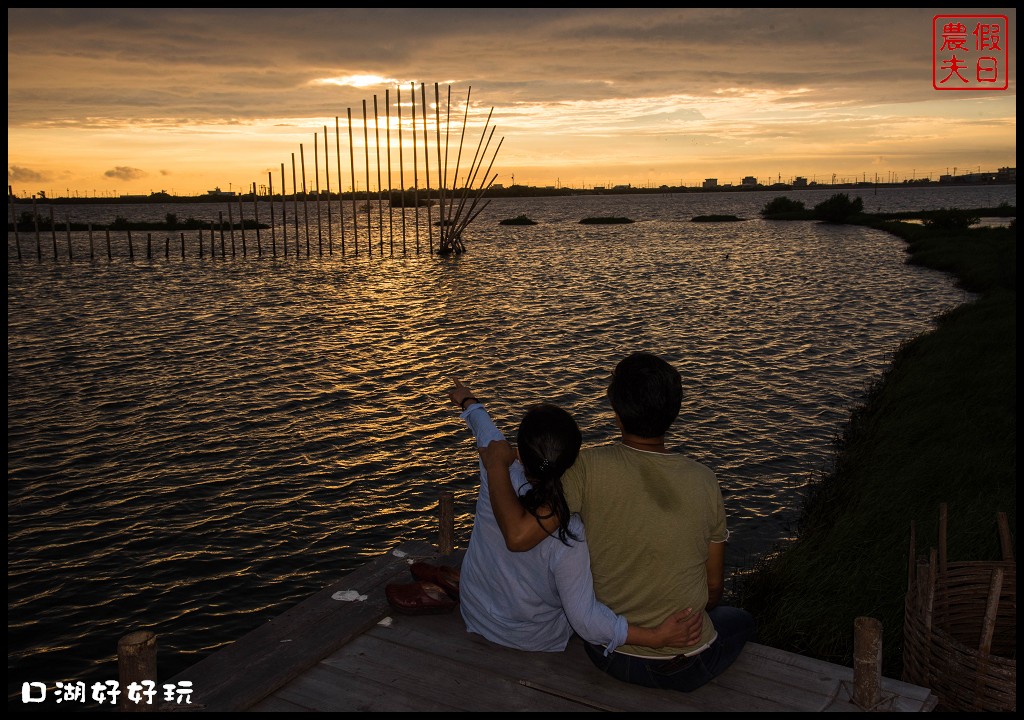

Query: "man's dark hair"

xmin=608 ymin=352 xmax=682 ymax=438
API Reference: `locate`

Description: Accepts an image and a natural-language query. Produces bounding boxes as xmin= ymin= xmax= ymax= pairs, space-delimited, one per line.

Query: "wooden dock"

xmin=159 ymin=539 xmax=937 ymax=712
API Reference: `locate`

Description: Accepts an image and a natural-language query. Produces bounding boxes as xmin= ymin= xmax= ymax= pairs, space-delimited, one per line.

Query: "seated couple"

xmin=391 ymin=352 xmax=756 ymax=693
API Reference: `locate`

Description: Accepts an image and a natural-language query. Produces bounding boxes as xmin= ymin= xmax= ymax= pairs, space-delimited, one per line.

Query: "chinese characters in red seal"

xmin=934 ymin=15 xmax=1009 ymax=90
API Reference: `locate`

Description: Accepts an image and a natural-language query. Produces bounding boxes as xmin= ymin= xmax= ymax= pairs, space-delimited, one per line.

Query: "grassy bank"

xmin=735 ymin=210 xmax=1016 ymax=680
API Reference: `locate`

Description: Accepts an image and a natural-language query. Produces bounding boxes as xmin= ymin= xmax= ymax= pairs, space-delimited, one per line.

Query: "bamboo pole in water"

xmin=268 ymin=171 xmax=277 ymax=258
xmin=49 ymin=207 xmax=58 ymax=260
xmin=300 ymin=144 xmax=311 ymax=258
xmin=164 ymin=232 xmax=169 ymax=261
xmin=411 ymin=82 xmax=420 ymax=254
xmin=88 ymin=224 xmax=94 ymax=262
xmin=291 ymin=153 xmax=300 ymax=258
xmin=324 ymin=125 xmax=333 ymax=256
xmin=280 ymin=163 xmax=288 ymax=259
xmin=434 ymin=83 xmax=446 ymax=248
xmin=373 ymin=94 xmax=384 ymax=256
xmin=66 ymin=218 xmax=73 ymax=261
xmin=314 ymin=133 xmax=323 ymax=257
xmin=237 ymin=195 xmax=247 ymax=258
xmin=8 ymin=186 xmax=21 ymax=261
xmin=106 ymin=228 xmax=112 ymax=261
xmin=347 ymin=108 xmax=359 ymax=256
xmin=146 ymin=232 xmax=152 ymax=260
xmin=334 ymin=117 xmax=345 ymax=257
xmin=362 ymin=100 xmax=372 ymax=257
xmin=452 ymin=107 xmax=494 ymax=222
xmin=128 ymin=229 xmax=134 ymax=261
xmin=219 ymin=212 xmax=228 ymax=258
xmin=180 ymin=232 xmax=185 ymax=261
xmin=210 ymin=223 xmax=216 ymax=259
xmin=252 ymin=182 xmax=261 ymax=258
xmin=385 ymin=89 xmax=394 ymax=256
xmin=421 ymin=83 xmax=433 ymax=254
xmin=446 ymin=86 xmax=472 ymax=235
xmin=396 ymin=86 xmax=407 ymax=254
xmin=227 ymin=202 xmax=236 ymax=257
xmin=32 ymin=196 xmax=41 ymax=261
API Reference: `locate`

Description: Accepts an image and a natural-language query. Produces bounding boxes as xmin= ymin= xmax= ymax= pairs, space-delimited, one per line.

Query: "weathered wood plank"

xmin=163 ymin=541 xmax=938 ymax=712
xmin=167 ymin=541 xmax=443 ymax=711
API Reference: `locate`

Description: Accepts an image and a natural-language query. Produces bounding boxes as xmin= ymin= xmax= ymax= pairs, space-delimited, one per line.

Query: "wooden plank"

xmin=259 ymin=661 xmax=469 ymax=712
xmin=168 ymin=542 xmax=937 ymax=713
xmin=346 ymin=610 xmax=787 ymax=712
xmin=167 ymin=541 xmax=443 ymax=711
xmin=318 ymin=635 xmax=595 ymax=711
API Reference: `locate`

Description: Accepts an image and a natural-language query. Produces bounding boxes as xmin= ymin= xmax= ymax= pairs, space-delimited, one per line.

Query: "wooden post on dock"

xmin=438 ymin=491 xmax=455 ymax=556
xmin=117 ymin=630 xmax=158 ymax=712
xmin=852 ymin=616 xmax=882 ymax=709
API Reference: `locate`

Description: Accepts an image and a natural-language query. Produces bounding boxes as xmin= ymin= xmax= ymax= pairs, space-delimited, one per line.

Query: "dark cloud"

xmin=104 ymin=166 xmax=147 ymax=181
xmin=8 ymin=165 xmax=48 ymax=183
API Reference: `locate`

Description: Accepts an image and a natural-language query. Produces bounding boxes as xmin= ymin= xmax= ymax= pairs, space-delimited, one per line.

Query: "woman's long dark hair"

xmin=515 ymin=404 xmax=582 ymax=545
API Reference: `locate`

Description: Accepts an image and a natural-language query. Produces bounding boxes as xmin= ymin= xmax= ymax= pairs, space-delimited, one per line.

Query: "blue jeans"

xmin=583 ymin=606 xmax=756 ymax=692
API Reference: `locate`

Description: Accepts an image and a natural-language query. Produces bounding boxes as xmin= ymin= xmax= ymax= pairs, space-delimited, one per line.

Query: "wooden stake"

xmin=323 ymin=125 xmax=332 ymax=256
xmin=268 ymin=172 xmax=277 ymax=258
xmin=362 ymin=99 xmax=372 ymax=257
xmin=334 ymin=117 xmax=345 ymax=257
xmin=314 ymin=132 xmax=323 ymax=257
xmin=347 ymin=108 xmax=358 ymax=256
xmin=396 ymin=86 xmax=407 ymax=253
xmin=438 ymin=491 xmax=455 ymax=556
xmin=8 ymin=185 xmax=21 ymax=261
xmin=385 ymin=89 xmax=394 ymax=256
xmin=117 ymin=630 xmax=158 ymax=713
xmin=422 ymin=82 xmax=433 ymax=254
xmin=411 ymin=82 xmax=420 ymax=254
xmin=373 ymin=94 xmax=384 ymax=255
xmin=852 ymin=616 xmax=882 ymax=710
xmin=300 ymin=143 xmax=311 ymax=257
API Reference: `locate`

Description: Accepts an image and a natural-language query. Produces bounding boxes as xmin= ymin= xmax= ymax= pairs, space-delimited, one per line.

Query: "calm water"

xmin=7 ymin=185 xmax=1014 ymax=709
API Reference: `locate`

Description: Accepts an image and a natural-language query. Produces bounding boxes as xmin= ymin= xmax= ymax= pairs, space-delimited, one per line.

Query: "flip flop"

xmin=409 ymin=562 xmax=461 ymax=601
xmin=385 ymin=581 xmax=457 ymax=615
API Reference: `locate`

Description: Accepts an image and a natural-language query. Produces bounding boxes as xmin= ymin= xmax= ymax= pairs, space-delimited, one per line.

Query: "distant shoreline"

xmin=7 ymin=181 xmax=1016 ymax=205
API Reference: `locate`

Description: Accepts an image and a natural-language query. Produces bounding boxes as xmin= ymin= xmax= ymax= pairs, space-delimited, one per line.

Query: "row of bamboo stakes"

xmin=7 ymin=83 xmax=502 ymax=263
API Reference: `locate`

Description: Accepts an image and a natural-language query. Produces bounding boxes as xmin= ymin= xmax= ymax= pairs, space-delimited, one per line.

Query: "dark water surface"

xmin=7 ymin=186 xmax=1014 ymax=709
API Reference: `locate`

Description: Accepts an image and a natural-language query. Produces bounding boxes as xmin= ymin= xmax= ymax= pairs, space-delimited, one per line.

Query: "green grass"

xmin=735 ymin=211 xmax=1016 ymax=679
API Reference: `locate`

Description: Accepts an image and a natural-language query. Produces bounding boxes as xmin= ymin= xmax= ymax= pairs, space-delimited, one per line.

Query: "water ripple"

xmin=8 ymin=186 xmax=1006 ymax=705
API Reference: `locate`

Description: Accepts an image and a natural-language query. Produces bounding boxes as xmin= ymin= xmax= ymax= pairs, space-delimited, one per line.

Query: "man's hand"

xmin=478 ymin=438 xmax=517 ymax=470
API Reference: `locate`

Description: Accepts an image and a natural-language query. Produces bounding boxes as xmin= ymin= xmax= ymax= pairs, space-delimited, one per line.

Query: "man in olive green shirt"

xmin=481 ymin=352 xmax=755 ymax=691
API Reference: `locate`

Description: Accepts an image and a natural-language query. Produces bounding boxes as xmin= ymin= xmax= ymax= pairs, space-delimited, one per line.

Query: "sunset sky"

xmin=7 ymin=8 xmax=1017 ymax=198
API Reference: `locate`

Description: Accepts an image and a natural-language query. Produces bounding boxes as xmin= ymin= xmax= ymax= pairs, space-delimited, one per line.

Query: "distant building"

xmin=702 ymin=178 xmax=718 ymax=190
xmin=207 ymin=186 xmax=236 ymax=197
xmin=741 ymin=176 xmax=758 ymax=187
xmin=793 ymin=177 xmax=808 ymax=188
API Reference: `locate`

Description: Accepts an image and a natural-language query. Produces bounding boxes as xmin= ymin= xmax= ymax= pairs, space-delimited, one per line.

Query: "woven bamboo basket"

xmin=903 ymin=504 xmax=1016 ymax=712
